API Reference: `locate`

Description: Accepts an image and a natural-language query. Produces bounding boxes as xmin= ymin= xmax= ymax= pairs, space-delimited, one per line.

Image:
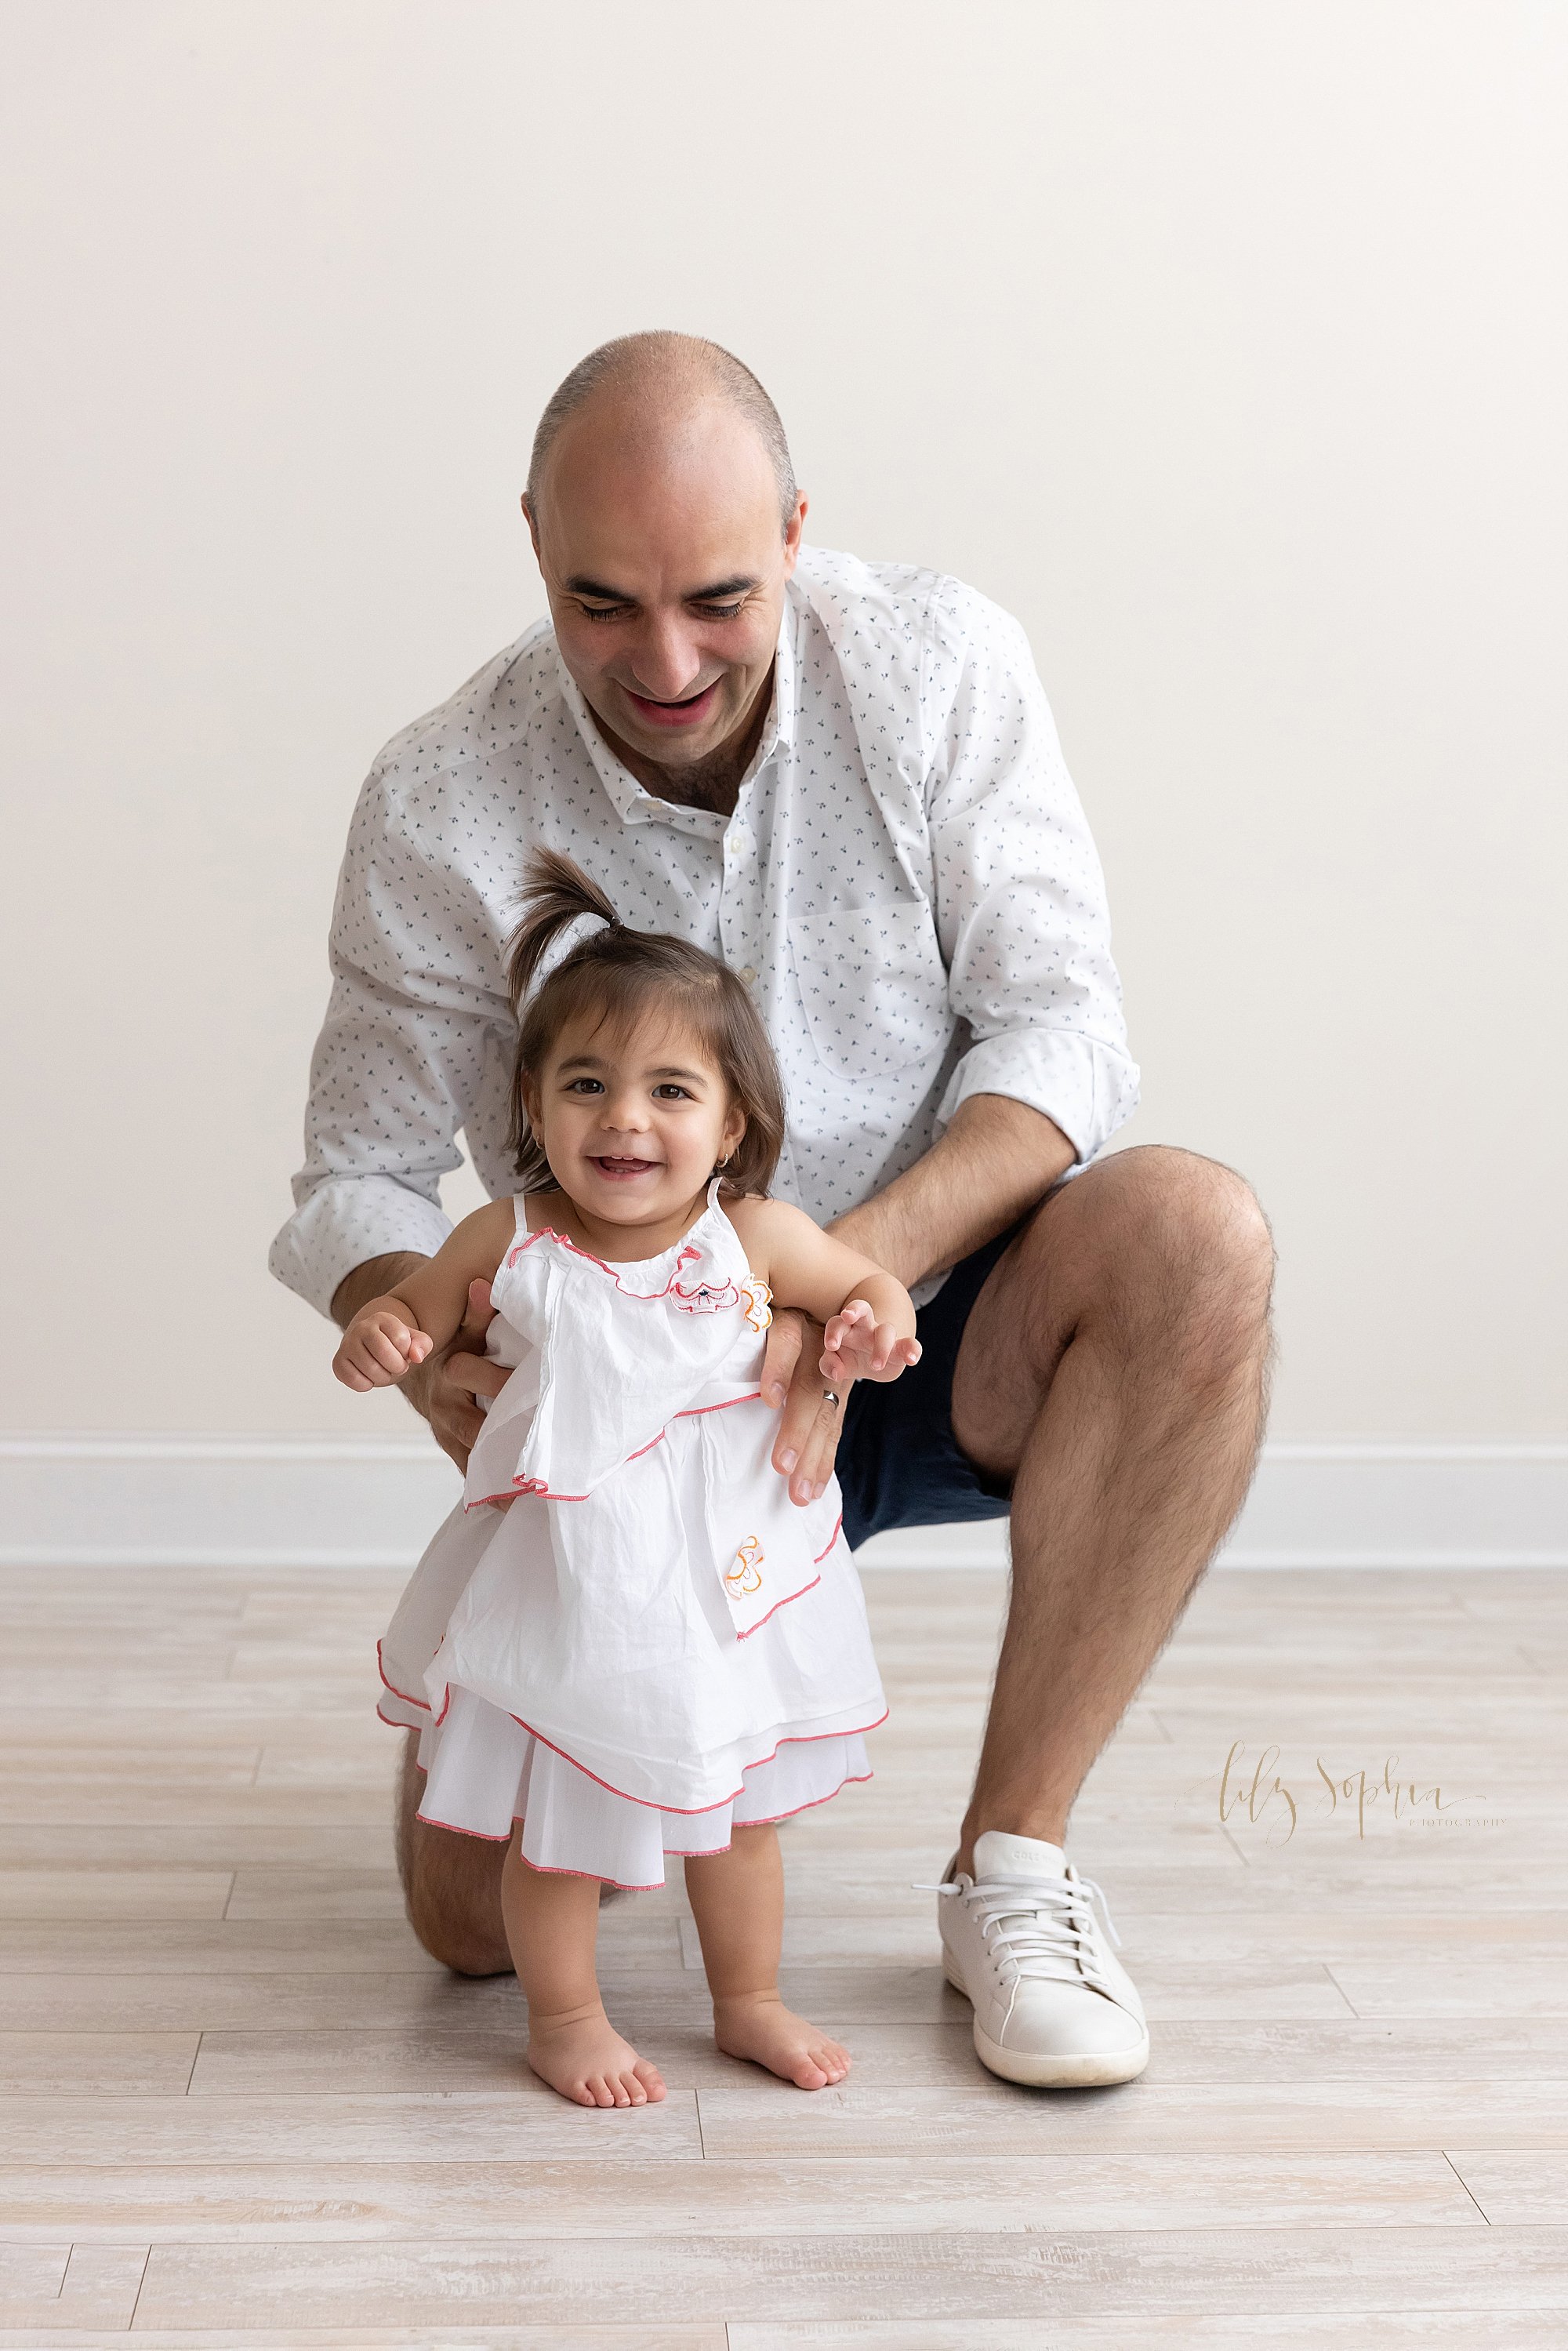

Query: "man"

xmin=272 ymin=330 xmax=1274 ymax=2088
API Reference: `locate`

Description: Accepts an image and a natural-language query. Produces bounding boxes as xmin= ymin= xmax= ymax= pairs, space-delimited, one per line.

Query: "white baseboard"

xmin=0 ymin=1434 xmax=1563 ymax=1571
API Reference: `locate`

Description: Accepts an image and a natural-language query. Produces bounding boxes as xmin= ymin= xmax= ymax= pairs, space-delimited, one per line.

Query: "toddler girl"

xmin=335 ymin=851 xmax=920 ymax=2109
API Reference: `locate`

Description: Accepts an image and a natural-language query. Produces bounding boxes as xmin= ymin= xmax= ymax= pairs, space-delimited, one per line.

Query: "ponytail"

xmin=506 ymin=846 xmax=622 ymax=1009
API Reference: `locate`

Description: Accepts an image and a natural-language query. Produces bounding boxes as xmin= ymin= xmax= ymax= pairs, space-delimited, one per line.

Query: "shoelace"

xmin=917 ymin=1869 xmax=1122 ymax=1987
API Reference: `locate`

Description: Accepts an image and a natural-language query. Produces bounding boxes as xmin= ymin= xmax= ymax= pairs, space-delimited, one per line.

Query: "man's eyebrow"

xmin=563 ymin=576 xmax=633 ymax=603
xmin=561 ymin=575 xmax=760 ymax=605
xmin=687 ymin=576 xmax=759 ymax=601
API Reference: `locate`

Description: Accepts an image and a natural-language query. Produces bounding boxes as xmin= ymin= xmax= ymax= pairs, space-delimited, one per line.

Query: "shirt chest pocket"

xmin=787 ymin=900 xmax=951 ymax=1081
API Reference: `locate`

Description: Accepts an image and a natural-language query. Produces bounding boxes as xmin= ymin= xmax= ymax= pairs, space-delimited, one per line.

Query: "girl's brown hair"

xmin=505 ymin=849 xmax=786 ymax=1197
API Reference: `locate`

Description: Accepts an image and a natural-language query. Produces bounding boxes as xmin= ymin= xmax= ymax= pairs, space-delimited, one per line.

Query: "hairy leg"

xmin=394 ymin=1730 xmax=513 ymax=1976
xmin=684 ymin=1826 xmax=850 ymax=2089
xmin=500 ymin=1838 xmax=666 ymax=2108
xmin=950 ymin=1145 xmax=1275 ymax=1864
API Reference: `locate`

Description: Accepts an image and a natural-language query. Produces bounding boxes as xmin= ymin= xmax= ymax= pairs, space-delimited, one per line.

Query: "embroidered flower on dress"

xmin=724 ymin=1536 xmax=765 ymax=1596
xmin=739 ymin=1277 xmax=773 ymax=1333
xmin=673 ymin=1277 xmax=740 ymax=1314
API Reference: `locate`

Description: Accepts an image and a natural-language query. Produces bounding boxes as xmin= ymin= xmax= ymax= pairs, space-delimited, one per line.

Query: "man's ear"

xmin=521 ymin=495 xmax=544 ymax=569
xmin=781 ymin=492 xmax=808 ymax=581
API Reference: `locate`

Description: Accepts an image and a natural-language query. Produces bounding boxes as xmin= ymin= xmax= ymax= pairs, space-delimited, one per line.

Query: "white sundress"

xmin=376 ymin=1176 xmax=887 ymax=1888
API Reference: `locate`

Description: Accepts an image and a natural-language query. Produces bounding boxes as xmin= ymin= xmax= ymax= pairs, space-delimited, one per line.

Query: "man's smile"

xmin=622 ymin=681 xmax=721 ymax=729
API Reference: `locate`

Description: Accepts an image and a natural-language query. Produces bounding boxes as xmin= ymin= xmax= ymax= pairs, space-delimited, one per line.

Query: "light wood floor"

xmin=2 ymin=1559 xmax=1566 ymax=2347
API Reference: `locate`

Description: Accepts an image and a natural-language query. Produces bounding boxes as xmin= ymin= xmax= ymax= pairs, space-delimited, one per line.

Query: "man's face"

xmin=524 ymin=398 xmax=804 ymax=775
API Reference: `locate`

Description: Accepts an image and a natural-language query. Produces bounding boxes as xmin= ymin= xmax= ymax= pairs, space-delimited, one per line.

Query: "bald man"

xmin=273 ymin=332 xmax=1274 ymax=2090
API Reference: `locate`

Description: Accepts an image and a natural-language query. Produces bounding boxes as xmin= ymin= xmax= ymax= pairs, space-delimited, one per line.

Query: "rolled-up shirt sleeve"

xmin=268 ymin=765 xmax=512 ymax=1319
xmin=924 ymin=584 xmax=1139 ymax=1162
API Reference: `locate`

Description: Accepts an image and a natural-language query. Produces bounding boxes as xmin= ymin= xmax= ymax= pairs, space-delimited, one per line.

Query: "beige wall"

xmin=2 ymin=1 xmax=1563 ymax=1441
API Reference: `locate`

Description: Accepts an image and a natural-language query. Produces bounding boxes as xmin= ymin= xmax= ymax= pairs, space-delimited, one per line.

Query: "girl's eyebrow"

xmin=556 ymin=1054 xmax=710 ymax=1085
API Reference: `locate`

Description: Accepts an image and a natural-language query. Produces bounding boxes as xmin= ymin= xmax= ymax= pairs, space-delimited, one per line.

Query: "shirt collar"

xmin=553 ymin=594 xmax=799 ymax=833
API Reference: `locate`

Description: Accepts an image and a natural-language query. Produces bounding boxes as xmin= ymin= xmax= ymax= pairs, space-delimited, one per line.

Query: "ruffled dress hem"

xmin=383 ymin=1681 xmax=880 ymax=1889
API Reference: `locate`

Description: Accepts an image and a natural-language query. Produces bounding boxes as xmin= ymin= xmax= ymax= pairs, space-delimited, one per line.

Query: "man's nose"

xmin=627 ymin=612 xmax=705 ymax=703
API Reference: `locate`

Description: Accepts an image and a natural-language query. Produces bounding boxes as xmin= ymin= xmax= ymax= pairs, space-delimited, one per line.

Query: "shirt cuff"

xmin=268 ymin=1177 xmax=455 ymax=1321
xmin=934 ymin=1029 xmax=1141 ymax=1165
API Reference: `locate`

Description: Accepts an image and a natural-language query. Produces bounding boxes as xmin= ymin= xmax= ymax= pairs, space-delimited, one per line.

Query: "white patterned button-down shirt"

xmin=270 ymin=546 xmax=1138 ymax=1315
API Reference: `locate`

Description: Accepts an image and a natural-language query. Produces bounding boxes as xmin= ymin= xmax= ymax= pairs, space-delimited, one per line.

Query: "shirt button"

xmin=740 ymin=965 xmax=757 ymax=985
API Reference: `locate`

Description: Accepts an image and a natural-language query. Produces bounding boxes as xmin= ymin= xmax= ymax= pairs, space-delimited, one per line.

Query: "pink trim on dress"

xmin=383 ymin=1656 xmax=887 ymax=1818
xmin=461 ymin=1390 xmax=767 ymax=1512
xmin=735 ymin=1575 xmax=821 ymax=1641
xmin=407 ymin=1761 xmax=877 ymax=1888
xmin=504 ymin=1224 xmax=707 ymax=1300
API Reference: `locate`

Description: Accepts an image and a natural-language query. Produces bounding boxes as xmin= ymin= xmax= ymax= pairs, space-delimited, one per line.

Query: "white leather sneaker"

xmin=934 ymin=1829 xmax=1150 ymax=2088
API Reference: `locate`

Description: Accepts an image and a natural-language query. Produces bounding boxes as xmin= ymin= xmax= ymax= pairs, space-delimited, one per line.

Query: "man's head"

xmin=522 ymin=332 xmax=806 ymax=779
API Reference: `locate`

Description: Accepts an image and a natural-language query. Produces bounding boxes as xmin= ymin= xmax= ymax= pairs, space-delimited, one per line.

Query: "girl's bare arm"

xmin=332 ymin=1199 xmax=517 ymax=1392
xmin=728 ymin=1198 xmax=921 ymax=1386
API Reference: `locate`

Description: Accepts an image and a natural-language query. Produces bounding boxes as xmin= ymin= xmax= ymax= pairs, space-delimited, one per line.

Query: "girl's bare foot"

xmin=527 ymin=2000 xmax=666 ymax=2109
xmin=713 ymin=1989 xmax=851 ymax=2089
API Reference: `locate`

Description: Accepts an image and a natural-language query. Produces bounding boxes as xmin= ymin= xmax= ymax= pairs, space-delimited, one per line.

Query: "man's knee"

xmin=405 ymin=1883 xmax=514 ymax=1978
xmin=394 ymin=1730 xmax=513 ymax=1978
xmin=1069 ymin=1146 xmax=1275 ymax=1368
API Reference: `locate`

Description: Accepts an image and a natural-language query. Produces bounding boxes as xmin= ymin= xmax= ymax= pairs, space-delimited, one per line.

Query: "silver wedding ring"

xmin=821 ymin=1389 xmax=840 ymax=1408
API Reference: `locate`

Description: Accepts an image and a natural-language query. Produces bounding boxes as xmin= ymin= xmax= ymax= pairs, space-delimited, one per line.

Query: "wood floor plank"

xmin=0 ymin=2089 xmax=700 ymax=2166
xmin=0 ymin=1777 xmax=393 ymax=1827
xmin=0 ymin=2328 xmax=722 ymax=2349
xmin=1328 ymin=1960 xmax=1568 ymax=2016
xmin=180 ymin=2015 xmax=1568 ymax=2096
xmin=0 ymin=1824 xmax=397 ymax=1869
xmin=695 ymin=2080 xmax=1568 ymax=2157
xmin=0 ymin=2150 xmax=1483 ymax=2242
xmin=728 ymin=2318 xmax=1568 ymax=2349
xmin=186 ymin=2021 xmax=985 ymax=2095
xmin=1141 ymin=2019 xmax=1568 ymax=2084
xmin=223 ymin=1869 xmax=406 ymax=1920
xmin=124 ymin=2228 xmax=1568 ymax=2329
xmin=1444 ymin=2150 xmax=1568 ymax=2222
xmin=0 ymin=2033 xmax=198 ymax=2096
xmin=0 ymin=1869 xmax=233 ymax=1920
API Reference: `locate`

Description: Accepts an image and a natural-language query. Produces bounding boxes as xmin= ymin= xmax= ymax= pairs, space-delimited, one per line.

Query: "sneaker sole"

xmin=943 ymin=1951 xmax=1151 ymax=2088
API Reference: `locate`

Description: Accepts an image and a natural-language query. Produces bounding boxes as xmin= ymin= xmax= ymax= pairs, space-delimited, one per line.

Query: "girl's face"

xmin=525 ymin=1007 xmax=747 ymax=1229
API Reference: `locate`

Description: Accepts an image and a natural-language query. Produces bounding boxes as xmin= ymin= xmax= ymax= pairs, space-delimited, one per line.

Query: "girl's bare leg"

xmin=684 ymin=1823 xmax=850 ymax=2090
xmin=501 ymin=1835 xmax=666 ymax=2109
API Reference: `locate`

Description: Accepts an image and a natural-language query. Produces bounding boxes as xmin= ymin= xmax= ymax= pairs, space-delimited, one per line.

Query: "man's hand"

xmin=762 ymin=1307 xmax=848 ymax=1507
xmin=403 ymin=1277 xmax=508 ymax=1475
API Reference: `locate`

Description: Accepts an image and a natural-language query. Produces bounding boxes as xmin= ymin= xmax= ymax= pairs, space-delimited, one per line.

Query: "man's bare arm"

xmin=826 ymin=1094 xmax=1076 ymax=1289
xmin=331 ymin=1254 xmax=428 ymax=1332
xmin=761 ymin=1094 xmax=1076 ymax=1505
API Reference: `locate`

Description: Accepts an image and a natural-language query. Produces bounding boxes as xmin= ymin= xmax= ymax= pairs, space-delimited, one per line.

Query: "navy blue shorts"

xmin=835 ymin=1214 xmax=1029 ymax=1552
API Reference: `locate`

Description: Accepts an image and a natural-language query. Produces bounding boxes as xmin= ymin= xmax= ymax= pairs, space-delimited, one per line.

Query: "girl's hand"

xmin=333 ymin=1301 xmax=435 ymax=1392
xmin=820 ymin=1298 xmax=922 ymax=1387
